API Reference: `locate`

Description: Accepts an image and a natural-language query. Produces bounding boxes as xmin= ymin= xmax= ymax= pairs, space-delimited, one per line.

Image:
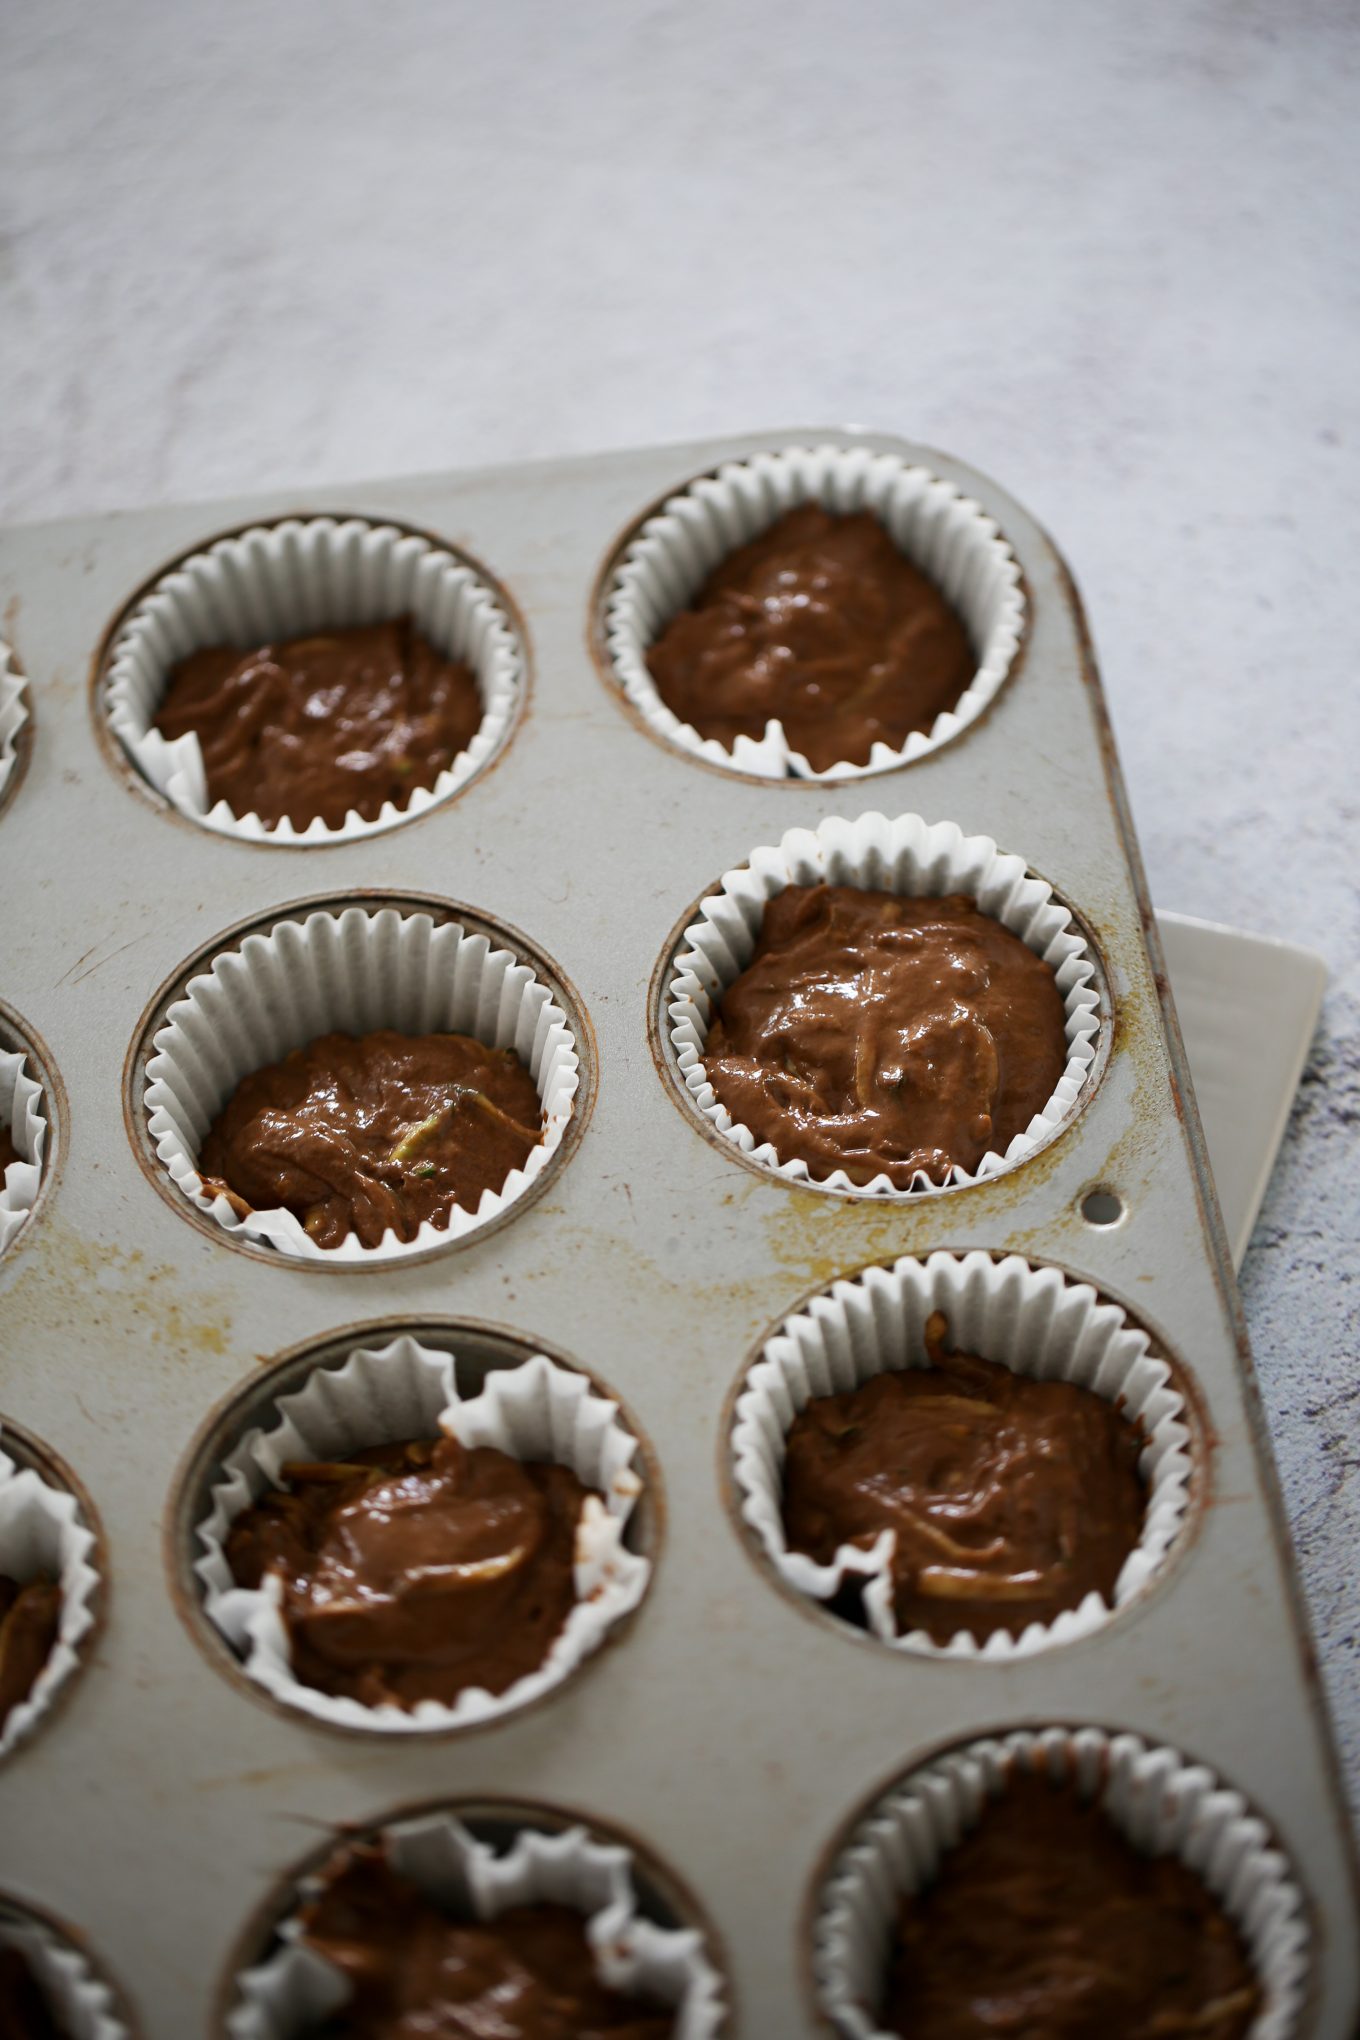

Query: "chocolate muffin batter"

xmin=704 ymin=886 xmax=1068 ymax=1187
xmin=645 ymin=504 xmax=975 ymax=771
xmin=225 ymin=1435 xmax=592 ymax=1707
xmin=0 ymin=1121 xmax=18 ymax=1175
xmin=0 ymin=1574 xmax=60 ymax=1731
xmin=199 ymin=1029 xmax=544 ymax=1250
xmin=300 ymin=1842 xmax=673 ymax=2039
xmin=881 ymin=1768 xmax=1261 ymax=2038
xmin=782 ymin=1313 xmax=1147 ymax=1642
xmin=0 ymin=1946 xmax=69 ymax=2040
xmin=153 ymin=616 xmax=483 ymax=830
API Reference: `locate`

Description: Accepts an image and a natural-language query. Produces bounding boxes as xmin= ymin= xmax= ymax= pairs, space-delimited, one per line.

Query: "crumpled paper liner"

xmin=732 ymin=1250 xmax=1194 ymax=1657
xmin=603 ymin=444 xmax=1024 ymax=780
xmin=0 ymin=1909 xmax=129 ymax=2040
xmin=228 ymin=1810 xmax=724 ymax=2038
xmin=813 ymin=1725 xmax=1309 ymax=2040
xmin=103 ymin=516 xmax=522 ymax=843
xmin=0 ymin=1046 xmax=47 ymax=1255
xmin=194 ymin=1339 xmax=650 ymax=1732
xmin=0 ymin=642 xmax=27 ymax=805
xmin=0 ymin=1432 xmax=101 ymax=1763
xmin=667 ymin=811 xmax=1102 ymax=1195
xmin=145 ymin=903 xmax=580 ymax=1261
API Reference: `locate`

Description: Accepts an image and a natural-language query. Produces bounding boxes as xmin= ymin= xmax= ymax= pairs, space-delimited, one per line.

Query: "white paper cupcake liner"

xmin=0 ymin=642 xmax=27 ymax=805
xmin=603 ymin=445 xmax=1024 ymax=780
xmin=0 ymin=1431 xmax=101 ymax=1762
xmin=733 ymin=1251 xmax=1194 ymax=1658
xmin=145 ymin=904 xmax=580 ymax=1261
xmin=194 ymin=1340 xmax=651 ymax=1732
xmin=813 ymin=1726 xmax=1309 ymax=2040
xmin=229 ymin=1809 xmax=724 ymax=2039
xmin=103 ymin=516 xmax=523 ymax=843
xmin=667 ymin=812 xmax=1102 ymax=1196
xmin=0 ymin=1045 xmax=47 ymax=1255
xmin=0 ymin=1910 xmax=129 ymax=2040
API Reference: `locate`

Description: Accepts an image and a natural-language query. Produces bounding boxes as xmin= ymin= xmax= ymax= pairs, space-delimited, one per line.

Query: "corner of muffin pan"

xmin=0 ymin=1888 xmax=142 ymax=2039
xmin=166 ymin=1317 xmax=663 ymax=1738
xmin=588 ymin=442 xmax=1031 ymax=785
xmin=798 ymin=1721 xmax=1314 ymax=2040
xmin=648 ymin=814 xmax=1116 ymax=1204
xmin=88 ymin=511 xmax=532 ymax=846
xmin=0 ymin=1414 xmax=107 ymax=1767
xmin=0 ymin=995 xmax=66 ymax=1262
xmin=213 ymin=1792 xmax=734 ymax=2040
xmin=720 ymin=1250 xmax=1212 ymax=1667
xmin=122 ymin=889 xmax=597 ymax=1270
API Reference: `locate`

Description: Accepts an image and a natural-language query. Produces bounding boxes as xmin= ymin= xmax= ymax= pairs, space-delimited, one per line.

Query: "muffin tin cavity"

xmin=0 ymin=1892 xmax=136 ymax=2038
xmin=659 ymin=811 xmax=1106 ymax=1199
xmin=809 ymin=1727 xmax=1309 ymax=2040
xmin=0 ymin=641 xmax=32 ymax=820
xmin=0 ymin=997 xmax=60 ymax=1257
xmin=729 ymin=1252 xmax=1200 ymax=1659
xmin=0 ymin=1421 xmax=104 ymax=1766
xmin=596 ymin=444 xmax=1024 ymax=781
xmin=98 ymin=516 xmax=526 ymax=843
xmin=171 ymin=1321 xmax=659 ymax=1734
xmin=222 ymin=1798 xmax=728 ymax=2038
xmin=125 ymin=893 xmax=592 ymax=1267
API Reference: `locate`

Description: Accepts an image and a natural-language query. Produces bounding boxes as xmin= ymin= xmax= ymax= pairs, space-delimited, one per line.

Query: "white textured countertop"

xmin=3 ymin=0 xmax=1356 ymax=1830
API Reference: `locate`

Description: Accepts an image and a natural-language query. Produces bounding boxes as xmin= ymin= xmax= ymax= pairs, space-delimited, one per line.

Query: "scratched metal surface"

xmin=0 ymin=430 xmax=1354 ymax=2038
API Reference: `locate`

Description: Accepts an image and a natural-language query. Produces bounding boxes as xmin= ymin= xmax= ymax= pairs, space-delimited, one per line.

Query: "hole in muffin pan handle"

xmin=1080 ymin=1186 xmax=1126 ymax=1228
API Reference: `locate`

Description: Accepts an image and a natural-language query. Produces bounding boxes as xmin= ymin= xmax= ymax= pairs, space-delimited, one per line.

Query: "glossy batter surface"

xmin=0 ymin=1946 xmax=69 ymax=2040
xmin=704 ymin=886 xmax=1068 ymax=1186
xmin=882 ymin=1770 xmax=1261 ymax=2038
xmin=199 ymin=1028 xmax=544 ymax=1249
xmin=0 ymin=1122 xmax=18 ymax=1174
xmin=782 ymin=1313 xmax=1147 ymax=1641
xmin=153 ymin=616 xmax=483 ymax=829
xmin=301 ymin=1841 xmax=674 ymax=2038
xmin=0 ymin=1574 xmax=60 ymax=1731
xmin=646 ymin=504 xmax=974 ymax=771
xmin=225 ymin=1435 xmax=590 ymax=1707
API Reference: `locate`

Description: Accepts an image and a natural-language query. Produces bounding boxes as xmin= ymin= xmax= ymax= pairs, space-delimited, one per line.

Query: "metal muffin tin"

xmin=0 ymin=429 xmax=1354 ymax=2036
